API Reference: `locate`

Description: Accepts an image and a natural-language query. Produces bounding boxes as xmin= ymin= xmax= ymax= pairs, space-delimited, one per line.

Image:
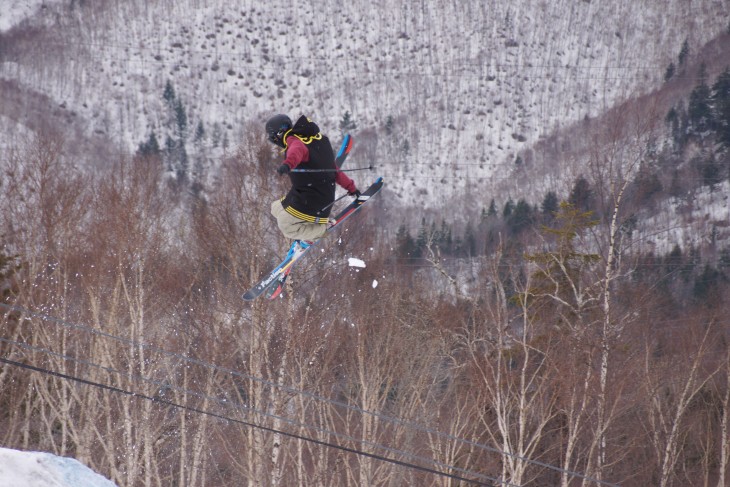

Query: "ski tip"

xmin=267 ymin=286 xmax=284 ymax=300
xmin=242 ymin=284 xmax=266 ymax=301
xmin=344 ymin=133 xmax=353 ymax=152
xmin=336 ymin=134 xmax=353 ymax=160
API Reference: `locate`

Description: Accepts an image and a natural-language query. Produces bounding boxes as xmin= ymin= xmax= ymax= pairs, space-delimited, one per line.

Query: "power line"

xmin=0 ymin=335 xmax=506 ymax=486
xmin=0 ymin=356 xmax=499 ymax=487
xmin=0 ymin=301 xmax=620 ymax=487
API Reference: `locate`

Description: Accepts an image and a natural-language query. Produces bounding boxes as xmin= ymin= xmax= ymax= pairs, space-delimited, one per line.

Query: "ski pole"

xmin=319 ymin=193 xmax=350 ymax=213
xmin=291 ymin=165 xmax=374 ymax=173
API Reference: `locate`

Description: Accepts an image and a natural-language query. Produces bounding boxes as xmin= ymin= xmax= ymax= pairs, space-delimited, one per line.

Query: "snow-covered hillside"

xmin=0 ymin=0 xmax=728 ymax=207
xmin=0 ymin=0 xmax=63 ymax=32
xmin=0 ymin=447 xmax=116 ymax=487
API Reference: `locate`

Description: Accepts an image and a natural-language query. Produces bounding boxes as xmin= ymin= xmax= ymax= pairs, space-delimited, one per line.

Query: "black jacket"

xmin=281 ymin=116 xmax=336 ymax=221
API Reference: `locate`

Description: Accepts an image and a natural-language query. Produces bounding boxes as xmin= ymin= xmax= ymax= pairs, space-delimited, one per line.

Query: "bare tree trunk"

xmin=559 ymin=363 xmax=593 ymax=487
xmin=593 ymin=175 xmax=630 ymax=484
xmin=718 ymin=349 xmax=730 ymax=487
xmin=644 ymin=326 xmax=719 ymax=487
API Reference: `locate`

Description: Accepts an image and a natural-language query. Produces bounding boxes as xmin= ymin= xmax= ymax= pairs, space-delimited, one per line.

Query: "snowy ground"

xmin=0 ymin=447 xmax=116 ymax=487
xmin=0 ymin=0 xmax=64 ymax=32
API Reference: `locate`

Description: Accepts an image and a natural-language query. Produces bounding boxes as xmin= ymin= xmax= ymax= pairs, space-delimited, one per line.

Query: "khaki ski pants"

xmin=270 ymin=200 xmax=328 ymax=242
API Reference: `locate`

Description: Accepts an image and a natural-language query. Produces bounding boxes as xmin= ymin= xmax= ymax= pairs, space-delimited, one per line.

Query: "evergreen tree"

xmin=688 ymin=80 xmax=712 ymax=133
xmin=401 ymin=139 xmax=410 ymax=155
xmin=688 ymin=63 xmax=711 ymax=133
xmin=174 ymin=99 xmax=188 ymax=138
xmin=619 ymin=214 xmax=638 ymax=241
xmin=384 ymin=115 xmax=394 ymax=136
xmin=165 ymin=135 xmax=176 ymax=169
xmin=668 ymin=169 xmax=684 ymax=197
xmin=663 ymin=244 xmax=694 ymax=284
xmin=507 ymin=198 xmax=533 ymax=234
xmin=698 ymin=153 xmax=722 ymax=188
xmin=634 ymin=169 xmax=663 ymax=203
xmin=503 ymin=198 xmax=514 ymax=218
xmin=487 ymin=198 xmax=498 ymax=217
xmin=711 ymin=67 xmax=730 ymax=148
xmin=395 ymin=225 xmax=418 ymax=258
xmin=158 ymin=81 xmax=191 ymax=184
xmin=137 ymin=132 xmax=161 ymax=157
xmin=415 ymin=219 xmax=428 ymax=257
xmin=462 ymin=223 xmax=477 ymax=257
xmin=339 ymin=111 xmax=357 ymax=135
xmin=666 ymin=101 xmax=689 ymax=147
xmin=664 ymin=62 xmax=675 ymax=82
xmin=436 ymin=220 xmax=453 ymax=253
xmin=692 ymin=264 xmax=723 ymax=305
xmin=541 ymin=191 xmax=559 ymax=218
xmin=569 ymin=177 xmax=593 ymax=212
xmin=163 ymin=80 xmax=176 ymax=109
xmin=524 ymin=202 xmax=600 ymax=325
xmin=719 ymin=246 xmax=730 ymax=268
xmin=176 ymin=145 xmax=189 ymax=182
xmin=222 ymin=131 xmax=230 ymax=151
xmin=678 ymin=39 xmax=689 ymax=67
xmin=194 ymin=121 xmax=205 ymax=144
xmin=666 ymin=106 xmax=680 ymax=144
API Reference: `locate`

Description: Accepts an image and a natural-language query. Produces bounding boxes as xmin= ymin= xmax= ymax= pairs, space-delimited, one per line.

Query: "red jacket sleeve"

xmin=336 ymin=169 xmax=357 ymax=194
xmin=283 ymin=137 xmax=309 ymax=169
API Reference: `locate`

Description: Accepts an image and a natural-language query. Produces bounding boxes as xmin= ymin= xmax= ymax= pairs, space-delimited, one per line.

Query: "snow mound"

xmin=0 ymin=447 xmax=117 ymax=487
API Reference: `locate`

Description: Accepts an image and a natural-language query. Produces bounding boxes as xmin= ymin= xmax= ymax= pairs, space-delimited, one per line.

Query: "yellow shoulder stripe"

xmin=293 ymin=133 xmax=322 ymax=145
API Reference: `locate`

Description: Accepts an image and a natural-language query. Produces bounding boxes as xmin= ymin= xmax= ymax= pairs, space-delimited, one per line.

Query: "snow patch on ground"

xmin=0 ymin=447 xmax=117 ymax=487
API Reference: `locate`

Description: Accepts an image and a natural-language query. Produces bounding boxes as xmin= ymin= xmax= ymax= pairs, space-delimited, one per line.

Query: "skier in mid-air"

xmin=265 ymin=114 xmax=360 ymax=250
xmin=242 ymin=115 xmax=382 ymax=301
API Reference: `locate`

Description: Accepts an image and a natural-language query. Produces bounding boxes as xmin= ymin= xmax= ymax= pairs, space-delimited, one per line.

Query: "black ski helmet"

xmin=265 ymin=114 xmax=293 ymax=148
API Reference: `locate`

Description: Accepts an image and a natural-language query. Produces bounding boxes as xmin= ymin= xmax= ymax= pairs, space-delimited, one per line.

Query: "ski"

xmin=335 ymin=133 xmax=353 ymax=167
xmin=263 ymin=263 xmax=293 ymax=300
xmin=243 ymin=242 xmax=307 ymax=302
xmin=242 ymin=177 xmax=384 ymax=301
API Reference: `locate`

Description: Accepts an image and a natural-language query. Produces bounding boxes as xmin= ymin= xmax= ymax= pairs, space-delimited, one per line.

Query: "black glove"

xmin=349 ymin=189 xmax=361 ymax=198
xmin=277 ymin=164 xmax=290 ymax=176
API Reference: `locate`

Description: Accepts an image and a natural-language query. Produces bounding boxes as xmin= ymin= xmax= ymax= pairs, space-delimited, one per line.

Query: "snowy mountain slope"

xmin=0 ymin=0 xmax=64 ymax=32
xmin=0 ymin=447 xmax=117 ymax=487
xmin=0 ymin=0 xmax=728 ymax=207
xmin=484 ymin=29 xmax=730 ymax=256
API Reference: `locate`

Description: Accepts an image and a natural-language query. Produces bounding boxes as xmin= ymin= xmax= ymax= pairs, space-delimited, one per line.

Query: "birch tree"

xmin=643 ymin=322 xmax=720 ymax=487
